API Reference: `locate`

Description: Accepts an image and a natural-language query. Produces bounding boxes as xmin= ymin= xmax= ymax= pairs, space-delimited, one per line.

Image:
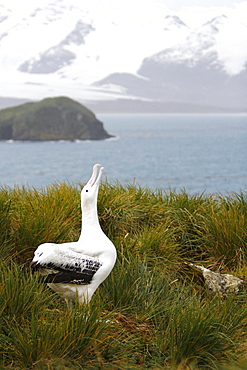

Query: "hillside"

xmin=0 ymin=97 xmax=113 ymax=140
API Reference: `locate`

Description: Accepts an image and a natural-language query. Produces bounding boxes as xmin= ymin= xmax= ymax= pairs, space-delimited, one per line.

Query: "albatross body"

xmin=31 ymin=164 xmax=117 ymax=304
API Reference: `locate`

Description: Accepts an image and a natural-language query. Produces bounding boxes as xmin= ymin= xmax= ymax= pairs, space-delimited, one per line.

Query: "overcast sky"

xmin=1 ymin=0 xmax=246 ymax=27
xmin=162 ymin=0 xmax=243 ymax=10
xmin=1 ymin=0 xmax=245 ymax=10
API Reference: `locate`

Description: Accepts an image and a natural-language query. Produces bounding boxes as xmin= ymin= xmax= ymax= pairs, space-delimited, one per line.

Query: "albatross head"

xmin=81 ymin=164 xmax=104 ymax=206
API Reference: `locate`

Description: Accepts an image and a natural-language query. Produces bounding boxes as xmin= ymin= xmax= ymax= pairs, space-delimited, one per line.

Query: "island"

xmin=0 ymin=96 xmax=113 ymax=141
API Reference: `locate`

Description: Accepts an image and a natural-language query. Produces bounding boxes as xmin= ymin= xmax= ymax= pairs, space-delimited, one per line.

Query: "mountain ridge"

xmin=0 ymin=0 xmax=246 ymax=112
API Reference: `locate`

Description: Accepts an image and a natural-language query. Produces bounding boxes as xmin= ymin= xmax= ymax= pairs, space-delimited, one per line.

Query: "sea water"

xmin=0 ymin=113 xmax=246 ymax=195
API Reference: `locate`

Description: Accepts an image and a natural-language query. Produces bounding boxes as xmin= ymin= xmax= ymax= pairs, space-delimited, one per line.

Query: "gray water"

xmin=0 ymin=113 xmax=246 ymax=194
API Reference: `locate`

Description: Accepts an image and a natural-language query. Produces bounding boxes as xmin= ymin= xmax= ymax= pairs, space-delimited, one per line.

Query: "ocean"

xmin=0 ymin=113 xmax=246 ymax=195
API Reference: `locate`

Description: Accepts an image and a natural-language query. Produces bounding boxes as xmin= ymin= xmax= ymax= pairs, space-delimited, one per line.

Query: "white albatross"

xmin=31 ymin=164 xmax=117 ymax=304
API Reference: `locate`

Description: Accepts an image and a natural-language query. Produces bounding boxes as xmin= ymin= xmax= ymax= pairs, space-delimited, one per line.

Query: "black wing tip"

xmin=44 ymin=270 xmax=96 ymax=285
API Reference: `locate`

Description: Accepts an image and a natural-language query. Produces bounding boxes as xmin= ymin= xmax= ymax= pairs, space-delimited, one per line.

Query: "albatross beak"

xmin=88 ymin=164 xmax=104 ymax=187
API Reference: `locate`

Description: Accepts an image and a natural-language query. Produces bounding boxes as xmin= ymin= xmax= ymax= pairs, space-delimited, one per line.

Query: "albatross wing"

xmin=31 ymin=244 xmax=102 ymax=285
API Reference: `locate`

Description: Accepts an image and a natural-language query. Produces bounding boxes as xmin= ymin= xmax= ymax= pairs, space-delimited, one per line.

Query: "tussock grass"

xmin=1 ymin=183 xmax=81 ymax=265
xmin=156 ymin=292 xmax=247 ymax=369
xmin=0 ymin=183 xmax=247 ymax=369
xmin=198 ymin=193 xmax=247 ymax=267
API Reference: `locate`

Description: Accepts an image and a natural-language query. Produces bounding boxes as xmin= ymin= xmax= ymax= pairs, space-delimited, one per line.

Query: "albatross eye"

xmin=86 ymin=190 xmax=88 ymax=192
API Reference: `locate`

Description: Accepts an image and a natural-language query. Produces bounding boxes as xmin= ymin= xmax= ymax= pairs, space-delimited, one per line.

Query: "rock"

xmin=0 ymin=96 xmax=114 ymax=141
xmin=186 ymin=263 xmax=244 ymax=297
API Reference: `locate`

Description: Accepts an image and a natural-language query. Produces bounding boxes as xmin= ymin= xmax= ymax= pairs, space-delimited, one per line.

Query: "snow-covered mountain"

xmin=96 ymin=15 xmax=247 ymax=111
xmin=0 ymin=0 xmax=246 ymax=112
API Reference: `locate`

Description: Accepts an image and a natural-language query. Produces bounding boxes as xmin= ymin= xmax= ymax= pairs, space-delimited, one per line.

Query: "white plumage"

xmin=31 ymin=164 xmax=117 ymax=304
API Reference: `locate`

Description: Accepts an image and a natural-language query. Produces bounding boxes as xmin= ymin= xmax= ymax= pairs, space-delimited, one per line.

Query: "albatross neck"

xmin=81 ymin=199 xmax=101 ymax=231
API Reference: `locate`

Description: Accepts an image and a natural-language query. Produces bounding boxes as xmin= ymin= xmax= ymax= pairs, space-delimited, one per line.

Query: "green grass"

xmin=1 ymin=183 xmax=247 ymax=369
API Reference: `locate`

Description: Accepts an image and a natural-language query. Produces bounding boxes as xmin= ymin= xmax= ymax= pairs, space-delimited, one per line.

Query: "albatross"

xmin=31 ymin=164 xmax=117 ymax=304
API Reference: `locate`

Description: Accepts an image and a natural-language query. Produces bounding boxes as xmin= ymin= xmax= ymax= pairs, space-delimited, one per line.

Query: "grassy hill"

xmin=0 ymin=183 xmax=247 ymax=369
xmin=0 ymin=96 xmax=113 ymax=140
